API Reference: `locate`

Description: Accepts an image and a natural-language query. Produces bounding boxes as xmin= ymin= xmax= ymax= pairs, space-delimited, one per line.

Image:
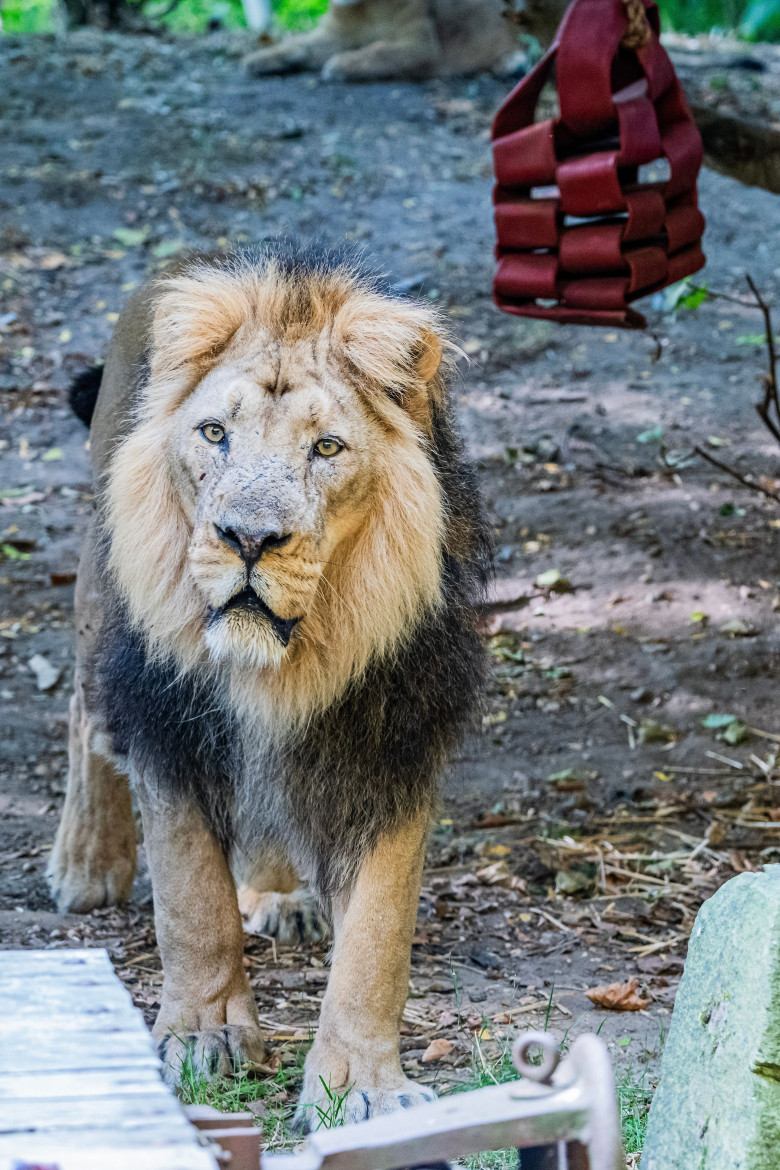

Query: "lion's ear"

xmin=150 ymin=266 xmax=245 ymax=389
xmin=335 ymin=296 xmax=446 ymax=430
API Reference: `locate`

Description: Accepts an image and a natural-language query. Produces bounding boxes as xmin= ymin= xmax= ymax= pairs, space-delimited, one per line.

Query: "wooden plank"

xmin=0 ymin=1119 xmax=198 ymax=1152
xmin=0 ymin=1069 xmax=177 ymax=1100
xmin=0 ymin=1093 xmax=185 ymax=1131
xmin=1 ymin=1030 xmax=160 ymax=1072
xmin=0 ymin=1143 xmax=218 ymax=1170
xmin=0 ymin=948 xmax=110 ymax=970
xmin=0 ymin=949 xmax=218 ymax=1170
xmin=1 ymin=1013 xmax=153 ymax=1035
xmin=0 ymin=981 xmax=139 ymax=1015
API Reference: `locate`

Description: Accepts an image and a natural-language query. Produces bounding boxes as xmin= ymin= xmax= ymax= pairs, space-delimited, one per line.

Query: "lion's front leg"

xmin=136 ymin=781 xmax=265 ymax=1086
xmin=296 ymin=812 xmax=434 ymax=1130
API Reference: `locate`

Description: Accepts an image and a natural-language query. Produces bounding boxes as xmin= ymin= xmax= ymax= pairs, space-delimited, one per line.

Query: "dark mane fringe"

xmin=93 ymin=605 xmax=240 ymax=850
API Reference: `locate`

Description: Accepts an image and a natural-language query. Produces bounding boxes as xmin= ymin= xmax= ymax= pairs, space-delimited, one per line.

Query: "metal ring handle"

xmin=512 ymin=1031 xmax=561 ymax=1084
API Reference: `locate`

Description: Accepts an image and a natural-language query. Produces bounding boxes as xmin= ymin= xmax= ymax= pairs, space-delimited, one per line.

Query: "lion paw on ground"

xmin=46 ymin=839 xmax=136 ymax=914
xmin=238 ymin=885 xmax=330 ymax=945
xmin=295 ymin=1081 xmax=436 ymax=1132
xmin=158 ymin=1025 xmax=266 ymax=1087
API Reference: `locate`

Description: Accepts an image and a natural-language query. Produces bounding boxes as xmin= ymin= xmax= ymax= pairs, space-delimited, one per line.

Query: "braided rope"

xmin=621 ymin=0 xmax=652 ymax=49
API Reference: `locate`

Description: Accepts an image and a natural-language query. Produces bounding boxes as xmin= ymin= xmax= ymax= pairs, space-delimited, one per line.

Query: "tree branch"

xmin=693 ymin=445 xmax=780 ymax=504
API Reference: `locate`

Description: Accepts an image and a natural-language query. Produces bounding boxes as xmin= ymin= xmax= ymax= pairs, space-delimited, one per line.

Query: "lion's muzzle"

xmin=209 ymin=587 xmax=301 ymax=646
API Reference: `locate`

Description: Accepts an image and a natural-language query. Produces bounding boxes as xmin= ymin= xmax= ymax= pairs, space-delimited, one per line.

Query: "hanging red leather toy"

xmin=491 ymin=0 xmax=705 ymax=328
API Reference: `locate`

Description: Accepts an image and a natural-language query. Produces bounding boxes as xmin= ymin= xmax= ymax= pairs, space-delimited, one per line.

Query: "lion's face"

xmin=173 ymin=334 xmax=378 ymax=668
xmin=107 ymin=253 xmax=449 ymax=712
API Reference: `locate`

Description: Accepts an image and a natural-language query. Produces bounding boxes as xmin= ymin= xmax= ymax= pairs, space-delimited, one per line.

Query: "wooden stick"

xmin=693 ymin=445 xmax=780 ymax=503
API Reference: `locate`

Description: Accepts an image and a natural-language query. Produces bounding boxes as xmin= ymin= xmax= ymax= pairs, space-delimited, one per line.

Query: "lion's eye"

xmin=201 ymin=423 xmax=225 ymax=444
xmin=313 ymin=436 xmax=343 ymax=458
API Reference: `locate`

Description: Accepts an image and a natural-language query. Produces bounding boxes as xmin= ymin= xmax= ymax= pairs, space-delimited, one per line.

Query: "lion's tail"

xmin=69 ymin=364 xmax=104 ymax=427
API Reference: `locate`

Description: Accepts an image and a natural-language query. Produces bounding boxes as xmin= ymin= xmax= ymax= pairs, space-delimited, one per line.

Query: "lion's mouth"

xmin=211 ymin=587 xmax=301 ymax=647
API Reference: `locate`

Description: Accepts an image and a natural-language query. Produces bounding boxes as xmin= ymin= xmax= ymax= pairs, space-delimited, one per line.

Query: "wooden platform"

xmin=0 ymin=948 xmax=218 ymax=1170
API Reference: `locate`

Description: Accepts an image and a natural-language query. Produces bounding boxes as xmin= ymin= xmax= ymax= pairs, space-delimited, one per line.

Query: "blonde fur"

xmin=106 ymin=254 xmax=447 ymax=724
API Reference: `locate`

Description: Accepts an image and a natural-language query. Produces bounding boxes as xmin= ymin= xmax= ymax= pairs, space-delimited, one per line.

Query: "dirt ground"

xmin=2 ymin=28 xmax=780 ymax=1155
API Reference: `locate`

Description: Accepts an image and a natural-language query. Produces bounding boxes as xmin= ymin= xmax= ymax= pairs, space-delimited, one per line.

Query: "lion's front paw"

xmin=238 ymin=885 xmax=330 ymax=945
xmin=295 ymin=1078 xmax=436 ymax=1132
xmin=158 ymin=1025 xmax=266 ymax=1088
xmin=47 ymin=826 xmax=136 ymax=913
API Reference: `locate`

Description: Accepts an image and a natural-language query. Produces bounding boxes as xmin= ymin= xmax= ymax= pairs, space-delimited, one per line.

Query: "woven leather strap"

xmin=491 ymin=0 xmax=705 ymax=328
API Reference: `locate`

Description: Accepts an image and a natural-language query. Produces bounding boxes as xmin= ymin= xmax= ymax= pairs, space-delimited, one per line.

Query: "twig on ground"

xmin=690 ymin=276 xmax=780 ymax=496
xmin=692 ymin=445 xmax=780 ymax=503
xmin=746 ymin=274 xmax=780 ymax=442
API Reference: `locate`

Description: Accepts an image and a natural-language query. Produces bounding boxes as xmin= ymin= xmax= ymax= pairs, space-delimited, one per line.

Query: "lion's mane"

xmin=92 ymin=246 xmax=490 ymax=894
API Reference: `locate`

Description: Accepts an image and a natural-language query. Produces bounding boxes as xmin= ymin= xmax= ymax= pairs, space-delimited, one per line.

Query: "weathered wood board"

xmin=0 ymin=948 xmax=218 ymax=1170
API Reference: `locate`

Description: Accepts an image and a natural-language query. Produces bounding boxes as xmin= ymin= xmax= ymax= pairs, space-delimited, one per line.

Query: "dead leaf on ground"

xmin=585 ymin=976 xmax=651 ymax=1012
xmin=719 ymin=617 xmax=757 ymax=637
xmin=638 ymin=718 xmax=677 ymax=744
xmin=37 ymin=250 xmax=69 ymax=270
xmin=476 ymin=860 xmax=526 ymax=891
xmin=536 ymin=568 xmax=573 ymax=593
xmin=422 ymin=1038 xmax=453 ymax=1062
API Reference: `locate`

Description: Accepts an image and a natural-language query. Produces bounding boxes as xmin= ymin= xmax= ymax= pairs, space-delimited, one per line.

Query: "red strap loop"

xmin=491 ymin=0 xmax=705 ymax=328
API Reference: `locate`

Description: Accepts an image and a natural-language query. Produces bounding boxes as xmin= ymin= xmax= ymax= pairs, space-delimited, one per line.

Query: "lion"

xmin=244 ymin=0 xmax=536 ymax=83
xmin=48 ymin=245 xmax=489 ymax=1126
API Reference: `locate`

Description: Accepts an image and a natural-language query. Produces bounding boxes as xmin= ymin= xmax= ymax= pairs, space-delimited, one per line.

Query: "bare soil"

xmin=2 ymin=28 xmax=780 ymax=1142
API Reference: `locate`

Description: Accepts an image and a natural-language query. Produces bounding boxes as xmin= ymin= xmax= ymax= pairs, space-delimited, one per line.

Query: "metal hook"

xmin=512 ymin=1031 xmax=561 ymax=1085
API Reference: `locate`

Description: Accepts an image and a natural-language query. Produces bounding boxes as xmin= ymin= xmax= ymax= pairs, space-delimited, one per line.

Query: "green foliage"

xmin=741 ymin=0 xmax=780 ymax=38
xmin=659 ymin=0 xmax=780 ymax=39
xmin=662 ymin=278 xmax=709 ymax=314
xmin=0 ymin=0 xmax=326 ymax=34
xmin=273 ymin=0 xmax=325 ymax=31
xmin=0 ymin=543 xmax=31 ymax=561
xmin=1 ymin=0 xmax=54 ymax=33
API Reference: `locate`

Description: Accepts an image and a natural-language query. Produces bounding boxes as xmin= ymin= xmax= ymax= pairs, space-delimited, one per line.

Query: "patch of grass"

xmin=174 ymin=1037 xmax=308 ymax=1149
xmin=469 ymin=1033 xmax=519 ymax=1089
xmin=177 ymin=1047 xmax=267 ymax=1112
xmin=617 ymin=1062 xmax=655 ymax=1159
xmin=450 ymin=1029 xmax=521 ymax=1170
xmin=467 ymin=1151 xmax=518 ymax=1170
xmin=307 ymin=1075 xmax=352 ymax=1130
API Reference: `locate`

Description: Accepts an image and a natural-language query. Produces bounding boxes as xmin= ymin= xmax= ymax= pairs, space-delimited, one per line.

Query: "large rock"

xmin=643 ymin=866 xmax=780 ymax=1170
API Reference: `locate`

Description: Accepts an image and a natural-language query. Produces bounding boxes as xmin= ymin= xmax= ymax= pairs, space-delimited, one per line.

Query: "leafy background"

xmin=2 ymin=0 xmax=779 ymax=40
xmin=0 ymin=0 xmax=328 ymax=34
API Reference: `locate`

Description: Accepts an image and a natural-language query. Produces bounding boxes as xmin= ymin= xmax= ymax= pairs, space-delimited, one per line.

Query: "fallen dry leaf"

xmin=476 ymin=860 xmax=526 ymax=891
xmin=585 ymin=976 xmax=651 ymax=1012
xmin=422 ymin=1038 xmax=453 ymax=1062
xmin=37 ymin=250 xmax=69 ymax=270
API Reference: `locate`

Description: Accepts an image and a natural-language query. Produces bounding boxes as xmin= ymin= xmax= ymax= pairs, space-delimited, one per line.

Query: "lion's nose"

xmin=215 ymin=525 xmax=292 ymax=568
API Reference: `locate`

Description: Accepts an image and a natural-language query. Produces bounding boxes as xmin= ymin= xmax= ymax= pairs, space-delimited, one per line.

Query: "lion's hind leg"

xmin=47 ymin=665 xmax=137 ymax=913
xmin=48 ymin=546 xmax=137 ymax=913
xmin=236 ymin=853 xmax=330 ymax=946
